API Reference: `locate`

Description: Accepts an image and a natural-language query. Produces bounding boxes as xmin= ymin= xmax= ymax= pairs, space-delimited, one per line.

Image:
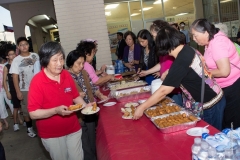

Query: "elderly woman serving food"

xmin=28 ymin=42 xmax=91 ymax=160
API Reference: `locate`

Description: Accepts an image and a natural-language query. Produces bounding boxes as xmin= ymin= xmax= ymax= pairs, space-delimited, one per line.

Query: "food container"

xmin=109 ymin=80 xmax=147 ymax=91
xmin=144 ymin=103 xmax=183 ymax=118
xmin=151 ymin=79 xmax=162 ymax=94
xmin=110 ymin=86 xmax=151 ymax=103
xmin=150 ymin=111 xmax=199 ymax=133
xmin=106 ymin=65 xmax=115 ymax=75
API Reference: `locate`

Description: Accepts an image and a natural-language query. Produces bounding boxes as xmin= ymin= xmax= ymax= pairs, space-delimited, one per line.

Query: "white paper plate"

xmin=122 ymin=115 xmax=133 ymax=119
xmin=103 ymin=102 xmax=116 ymax=107
xmin=81 ymin=106 xmax=100 ymax=115
xmin=124 ymin=102 xmax=139 ymax=108
xmin=97 ymin=98 xmax=109 ymax=104
xmin=186 ymin=127 xmax=209 ymax=136
xmin=138 ymin=99 xmax=146 ymax=104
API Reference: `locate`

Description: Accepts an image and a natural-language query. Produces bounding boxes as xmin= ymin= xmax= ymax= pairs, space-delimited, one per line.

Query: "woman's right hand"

xmin=125 ymin=63 xmax=134 ymax=69
xmin=55 ymin=105 xmax=73 ymax=116
xmin=139 ymin=70 xmax=149 ymax=77
xmin=79 ymin=92 xmax=86 ymax=98
xmin=6 ymin=92 xmax=11 ymax=100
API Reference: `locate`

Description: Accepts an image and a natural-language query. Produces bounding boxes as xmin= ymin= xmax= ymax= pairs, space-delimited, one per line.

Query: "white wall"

xmin=8 ymin=0 xmax=55 ymax=51
xmin=53 ymin=0 xmax=112 ymax=69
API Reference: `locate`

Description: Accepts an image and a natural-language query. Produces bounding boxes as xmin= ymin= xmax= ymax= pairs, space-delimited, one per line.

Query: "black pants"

xmin=81 ymin=114 xmax=98 ymax=160
xmin=222 ymin=78 xmax=240 ymax=129
xmin=0 ymin=142 xmax=6 ymax=160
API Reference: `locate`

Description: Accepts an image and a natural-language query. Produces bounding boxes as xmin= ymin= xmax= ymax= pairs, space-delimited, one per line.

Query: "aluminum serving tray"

xmin=144 ymin=103 xmax=184 ymax=119
xmin=109 ymin=80 xmax=147 ymax=91
xmin=150 ymin=110 xmax=198 ymax=134
xmin=111 ymin=86 xmax=151 ymax=102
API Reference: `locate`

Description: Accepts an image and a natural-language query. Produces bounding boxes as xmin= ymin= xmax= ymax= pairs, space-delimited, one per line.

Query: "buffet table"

xmin=96 ymin=91 xmax=219 ymax=160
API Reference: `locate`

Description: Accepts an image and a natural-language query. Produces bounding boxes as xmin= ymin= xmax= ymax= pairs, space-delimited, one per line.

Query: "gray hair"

xmin=214 ymin=23 xmax=228 ymax=37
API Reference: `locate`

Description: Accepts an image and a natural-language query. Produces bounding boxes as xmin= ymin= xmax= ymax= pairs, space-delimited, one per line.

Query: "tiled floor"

xmin=0 ymin=108 xmax=51 ymax=160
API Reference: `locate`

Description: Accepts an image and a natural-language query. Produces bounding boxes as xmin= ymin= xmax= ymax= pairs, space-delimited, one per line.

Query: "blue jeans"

xmin=168 ymin=93 xmax=183 ymax=106
xmin=203 ymin=96 xmax=226 ymax=131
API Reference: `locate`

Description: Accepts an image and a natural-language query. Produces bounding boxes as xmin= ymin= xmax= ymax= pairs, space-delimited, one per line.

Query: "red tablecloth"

xmin=96 ymin=92 xmax=219 ymax=160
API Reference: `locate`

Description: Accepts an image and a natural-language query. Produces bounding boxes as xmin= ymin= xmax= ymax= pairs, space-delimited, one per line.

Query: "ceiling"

xmin=104 ymin=0 xmax=194 ymax=23
xmin=27 ymin=15 xmax=57 ymax=32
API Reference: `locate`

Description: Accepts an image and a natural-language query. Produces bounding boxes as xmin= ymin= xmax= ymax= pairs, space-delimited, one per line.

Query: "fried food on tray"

xmin=157 ymin=98 xmax=174 ymax=105
xmin=68 ymin=104 xmax=82 ymax=111
xmin=92 ymin=102 xmax=97 ymax=111
xmin=153 ymin=113 xmax=198 ymax=128
xmin=145 ymin=105 xmax=181 ymax=117
xmin=123 ymin=111 xmax=130 ymax=117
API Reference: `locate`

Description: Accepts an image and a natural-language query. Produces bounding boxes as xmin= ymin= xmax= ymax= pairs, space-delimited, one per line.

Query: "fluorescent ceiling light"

xmin=175 ymin=13 xmax=188 ymax=16
xmin=220 ymin=0 xmax=232 ymax=3
xmin=105 ymin=12 xmax=111 ymax=16
xmin=105 ymin=4 xmax=119 ymax=9
xmin=153 ymin=0 xmax=168 ymax=4
xmin=139 ymin=7 xmax=153 ymax=11
xmin=131 ymin=13 xmax=140 ymax=16
xmin=44 ymin=15 xmax=49 ymax=20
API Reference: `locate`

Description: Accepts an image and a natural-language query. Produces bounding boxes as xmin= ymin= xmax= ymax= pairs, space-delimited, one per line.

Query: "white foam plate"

xmin=138 ymin=99 xmax=146 ymax=104
xmin=122 ymin=115 xmax=133 ymax=119
xmin=81 ymin=106 xmax=100 ymax=115
xmin=97 ymin=98 xmax=109 ymax=104
xmin=186 ymin=127 xmax=209 ymax=136
xmin=124 ymin=102 xmax=139 ymax=108
xmin=103 ymin=102 xmax=116 ymax=107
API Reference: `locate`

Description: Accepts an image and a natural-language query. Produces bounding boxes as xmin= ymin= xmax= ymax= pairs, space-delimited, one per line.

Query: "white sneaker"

xmin=13 ymin=124 xmax=19 ymax=131
xmin=27 ymin=127 xmax=37 ymax=138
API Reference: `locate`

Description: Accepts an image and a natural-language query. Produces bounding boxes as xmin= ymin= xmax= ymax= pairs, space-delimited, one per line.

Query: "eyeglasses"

xmin=19 ymin=43 xmax=29 ymax=47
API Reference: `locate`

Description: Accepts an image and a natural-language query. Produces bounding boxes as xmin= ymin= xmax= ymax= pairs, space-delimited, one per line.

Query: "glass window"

xmin=142 ymin=0 xmax=163 ymax=20
xmin=203 ymin=0 xmax=219 ymax=22
xmin=129 ymin=1 xmax=143 ymax=35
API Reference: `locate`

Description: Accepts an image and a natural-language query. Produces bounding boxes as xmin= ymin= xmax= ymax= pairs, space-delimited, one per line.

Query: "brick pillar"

xmin=53 ymin=0 xmax=112 ymax=69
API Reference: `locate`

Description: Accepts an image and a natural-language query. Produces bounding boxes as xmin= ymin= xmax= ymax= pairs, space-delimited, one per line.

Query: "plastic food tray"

xmin=150 ymin=111 xmax=198 ymax=133
xmin=109 ymin=80 xmax=147 ymax=91
xmin=111 ymin=86 xmax=151 ymax=103
xmin=144 ymin=103 xmax=184 ymax=118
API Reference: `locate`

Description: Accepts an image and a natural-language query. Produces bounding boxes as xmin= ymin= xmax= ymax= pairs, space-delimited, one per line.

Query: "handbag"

xmin=181 ymin=49 xmax=205 ymax=118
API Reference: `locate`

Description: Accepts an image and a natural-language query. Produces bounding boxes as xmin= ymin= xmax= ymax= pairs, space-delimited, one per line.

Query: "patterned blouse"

xmin=69 ymin=71 xmax=98 ymax=103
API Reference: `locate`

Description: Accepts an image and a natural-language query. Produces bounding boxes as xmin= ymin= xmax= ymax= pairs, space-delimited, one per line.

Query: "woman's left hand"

xmin=152 ymin=72 xmax=160 ymax=78
xmin=56 ymin=105 xmax=73 ymax=116
xmin=100 ymin=95 xmax=108 ymax=100
xmin=133 ymin=106 xmax=144 ymax=120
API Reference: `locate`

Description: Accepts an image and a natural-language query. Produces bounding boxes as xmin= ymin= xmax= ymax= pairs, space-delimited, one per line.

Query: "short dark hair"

xmin=179 ymin=22 xmax=185 ymax=25
xmin=76 ymin=41 xmax=96 ymax=56
xmin=66 ymin=50 xmax=86 ymax=68
xmin=0 ymin=57 xmax=4 ymax=64
xmin=149 ymin=20 xmax=170 ymax=33
xmin=137 ymin=29 xmax=154 ymax=50
xmin=16 ymin=37 xmax=28 ymax=45
xmin=5 ymin=49 xmax=15 ymax=57
xmin=124 ymin=31 xmax=137 ymax=44
xmin=155 ymin=26 xmax=184 ymax=56
xmin=117 ymin=32 xmax=123 ymax=37
xmin=39 ymin=41 xmax=65 ymax=68
xmin=191 ymin=18 xmax=219 ymax=41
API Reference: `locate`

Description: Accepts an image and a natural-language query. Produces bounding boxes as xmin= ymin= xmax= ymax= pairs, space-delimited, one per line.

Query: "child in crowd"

xmin=0 ymin=57 xmax=9 ymax=130
xmin=10 ymin=37 xmax=39 ymax=137
xmin=3 ymin=49 xmax=23 ymax=131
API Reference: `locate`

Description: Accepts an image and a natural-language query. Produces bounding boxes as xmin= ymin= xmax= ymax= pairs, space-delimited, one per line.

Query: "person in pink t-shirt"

xmin=76 ymin=41 xmax=114 ymax=86
xmin=191 ymin=18 xmax=240 ymax=129
xmin=139 ymin=20 xmax=183 ymax=106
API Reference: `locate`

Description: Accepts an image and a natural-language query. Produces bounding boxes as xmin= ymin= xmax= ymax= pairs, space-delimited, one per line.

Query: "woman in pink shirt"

xmin=191 ymin=18 xmax=240 ymax=129
xmin=76 ymin=41 xmax=114 ymax=86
